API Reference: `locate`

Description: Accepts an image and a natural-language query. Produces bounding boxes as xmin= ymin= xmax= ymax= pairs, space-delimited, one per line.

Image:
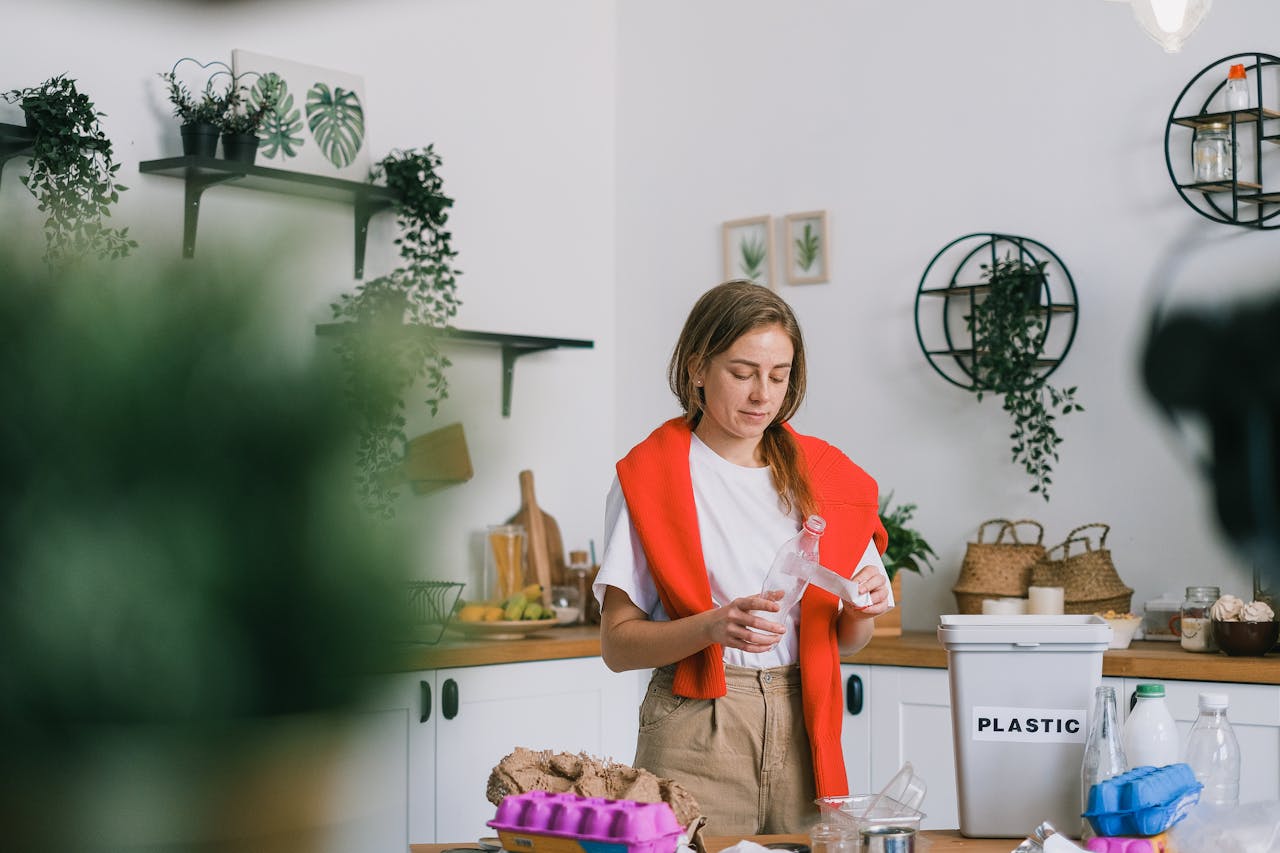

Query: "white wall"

xmin=8 ymin=0 xmax=1280 ymax=632
xmin=615 ymin=0 xmax=1280 ymax=629
xmin=2 ymin=0 xmax=617 ymax=597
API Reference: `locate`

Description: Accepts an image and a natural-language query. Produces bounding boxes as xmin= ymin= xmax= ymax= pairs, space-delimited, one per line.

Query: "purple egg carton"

xmin=488 ymin=791 xmax=683 ymax=853
xmin=1082 ymin=764 xmax=1201 ymax=837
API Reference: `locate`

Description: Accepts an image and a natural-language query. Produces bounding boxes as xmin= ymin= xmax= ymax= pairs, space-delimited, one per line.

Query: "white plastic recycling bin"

xmin=937 ymin=615 xmax=1111 ymax=837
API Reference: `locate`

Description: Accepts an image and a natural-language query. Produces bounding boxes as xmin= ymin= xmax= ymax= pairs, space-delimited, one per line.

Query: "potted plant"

xmin=217 ymin=75 xmax=281 ymax=165
xmin=967 ymin=254 xmax=1082 ymax=500
xmin=329 ymin=145 xmax=461 ymax=518
xmin=875 ymin=492 xmax=937 ymax=637
xmin=159 ymin=59 xmax=232 ymax=158
xmin=2 ymin=74 xmax=137 ymax=268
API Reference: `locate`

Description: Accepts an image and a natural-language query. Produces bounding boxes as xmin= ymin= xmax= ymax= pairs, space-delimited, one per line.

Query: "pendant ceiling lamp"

xmin=1127 ymin=0 xmax=1213 ymax=53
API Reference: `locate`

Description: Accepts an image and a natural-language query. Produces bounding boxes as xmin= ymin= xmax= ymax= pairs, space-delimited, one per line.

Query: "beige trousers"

xmin=634 ymin=663 xmax=819 ymax=836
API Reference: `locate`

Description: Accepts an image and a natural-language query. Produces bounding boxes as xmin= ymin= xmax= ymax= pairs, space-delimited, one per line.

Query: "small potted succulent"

xmin=159 ymin=58 xmax=232 ymax=158
xmin=217 ymin=75 xmax=281 ymax=165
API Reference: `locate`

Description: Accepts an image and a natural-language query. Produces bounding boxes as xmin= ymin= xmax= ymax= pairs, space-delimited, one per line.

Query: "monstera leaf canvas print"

xmin=231 ymin=49 xmax=370 ymax=180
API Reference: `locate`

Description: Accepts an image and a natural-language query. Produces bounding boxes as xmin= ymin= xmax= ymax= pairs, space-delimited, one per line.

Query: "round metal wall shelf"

xmin=914 ymin=233 xmax=1079 ymax=391
xmin=1164 ymin=52 xmax=1280 ymax=229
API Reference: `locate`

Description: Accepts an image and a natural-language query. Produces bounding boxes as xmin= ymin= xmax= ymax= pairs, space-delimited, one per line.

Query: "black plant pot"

xmin=180 ymin=122 xmax=219 ymax=158
xmin=220 ymin=132 xmax=260 ymax=165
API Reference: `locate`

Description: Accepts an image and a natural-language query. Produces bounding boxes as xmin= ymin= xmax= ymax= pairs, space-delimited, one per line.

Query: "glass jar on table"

xmin=1181 ymin=585 xmax=1220 ymax=653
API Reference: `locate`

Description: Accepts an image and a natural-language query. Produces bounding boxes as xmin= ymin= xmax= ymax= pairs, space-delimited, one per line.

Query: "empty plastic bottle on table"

xmin=1081 ymin=685 xmax=1128 ymax=841
xmin=1184 ymin=692 xmax=1240 ymax=807
xmin=758 ymin=514 xmax=825 ymax=624
xmin=1224 ymin=63 xmax=1250 ymax=111
xmin=1122 ymin=683 xmax=1179 ymax=769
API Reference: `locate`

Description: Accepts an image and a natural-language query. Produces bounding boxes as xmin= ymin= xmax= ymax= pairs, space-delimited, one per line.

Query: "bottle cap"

xmin=1199 ymin=692 xmax=1229 ymax=710
xmin=1135 ymin=683 xmax=1166 ymax=698
xmin=803 ymin=514 xmax=827 ymax=535
xmin=1228 ymin=64 xmax=1247 ymax=80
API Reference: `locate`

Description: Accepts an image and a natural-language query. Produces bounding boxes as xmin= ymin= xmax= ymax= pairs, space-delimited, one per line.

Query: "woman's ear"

xmin=687 ymin=357 xmax=705 ymax=389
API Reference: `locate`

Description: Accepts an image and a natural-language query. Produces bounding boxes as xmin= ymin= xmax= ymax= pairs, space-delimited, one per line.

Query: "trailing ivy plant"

xmin=967 ymin=253 xmax=1082 ymax=501
xmin=3 ymin=74 xmax=137 ymax=268
xmin=330 ymin=145 xmax=461 ymax=518
xmin=878 ymin=492 xmax=938 ymax=582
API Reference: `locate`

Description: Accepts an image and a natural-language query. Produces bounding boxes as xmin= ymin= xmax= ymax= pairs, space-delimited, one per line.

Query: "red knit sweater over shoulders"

xmin=615 ymin=417 xmax=887 ymax=798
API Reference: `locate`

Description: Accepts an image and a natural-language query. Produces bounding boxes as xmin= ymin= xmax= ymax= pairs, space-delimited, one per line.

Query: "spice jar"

xmin=1193 ymin=123 xmax=1234 ymax=183
xmin=1182 ymin=585 xmax=1221 ymax=653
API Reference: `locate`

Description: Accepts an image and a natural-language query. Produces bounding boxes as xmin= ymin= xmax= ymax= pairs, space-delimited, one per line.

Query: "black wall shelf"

xmin=914 ymin=233 xmax=1079 ymax=391
xmin=0 ymin=121 xmax=35 ymax=188
xmin=1164 ymin=52 xmax=1280 ymax=229
xmin=139 ymin=156 xmax=398 ymax=277
xmin=315 ymin=324 xmax=594 ymax=417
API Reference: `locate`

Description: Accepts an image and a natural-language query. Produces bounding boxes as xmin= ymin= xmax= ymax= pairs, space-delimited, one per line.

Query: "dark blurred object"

xmin=1143 ymin=292 xmax=1280 ymax=582
xmin=0 ymin=241 xmax=413 ymax=851
xmin=1213 ymin=619 xmax=1280 ymax=656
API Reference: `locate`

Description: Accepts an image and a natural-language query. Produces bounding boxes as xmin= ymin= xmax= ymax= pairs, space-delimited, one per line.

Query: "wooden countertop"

xmin=398 ymin=626 xmax=1280 ymax=684
xmin=412 ymin=832 xmax=1015 ymax=853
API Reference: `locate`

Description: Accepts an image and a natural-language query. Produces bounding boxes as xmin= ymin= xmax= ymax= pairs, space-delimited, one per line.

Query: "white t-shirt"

xmin=594 ymin=432 xmax=886 ymax=668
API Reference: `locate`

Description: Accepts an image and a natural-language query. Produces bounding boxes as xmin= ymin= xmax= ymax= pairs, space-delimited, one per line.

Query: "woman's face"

xmin=692 ymin=323 xmax=794 ymax=465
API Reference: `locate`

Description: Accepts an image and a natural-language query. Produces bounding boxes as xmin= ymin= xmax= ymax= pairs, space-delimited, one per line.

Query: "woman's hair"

xmin=667 ymin=280 xmax=816 ymax=518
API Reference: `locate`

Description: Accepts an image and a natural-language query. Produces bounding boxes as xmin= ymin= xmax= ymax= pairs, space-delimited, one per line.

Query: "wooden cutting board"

xmin=507 ymin=470 xmax=566 ymax=604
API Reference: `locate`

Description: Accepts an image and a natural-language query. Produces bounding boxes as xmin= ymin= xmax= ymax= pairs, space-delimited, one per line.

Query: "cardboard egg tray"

xmin=489 ymin=791 xmax=683 ymax=853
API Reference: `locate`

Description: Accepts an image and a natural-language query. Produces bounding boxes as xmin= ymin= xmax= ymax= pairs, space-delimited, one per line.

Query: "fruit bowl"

xmin=1213 ymin=619 xmax=1280 ymax=656
xmin=1097 ymin=611 xmax=1141 ymax=649
xmin=450 ymin=619 xmax=558 ymax=640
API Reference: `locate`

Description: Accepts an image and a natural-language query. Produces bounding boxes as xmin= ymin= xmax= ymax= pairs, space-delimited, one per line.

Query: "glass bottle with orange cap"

xmin=1224 ymin=63 xmax=1250 ymax=112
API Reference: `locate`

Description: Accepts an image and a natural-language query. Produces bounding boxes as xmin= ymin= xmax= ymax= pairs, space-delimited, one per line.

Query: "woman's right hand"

xmin=709 ymin=590 xmax=787 ymax=653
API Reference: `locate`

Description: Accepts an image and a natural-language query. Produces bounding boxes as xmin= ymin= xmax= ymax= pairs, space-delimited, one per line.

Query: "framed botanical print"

xmin=784 ymin=210 xmax=829 ymax=285
xmin=722 ymin=215 xmax=774 ymax=289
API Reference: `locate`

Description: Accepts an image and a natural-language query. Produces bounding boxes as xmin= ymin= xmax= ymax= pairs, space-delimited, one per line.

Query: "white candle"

xmin=1000 ymin=597 xmax=1029 ymax=615
xmin=1028 ymin=586 xmax=1065 ymax=615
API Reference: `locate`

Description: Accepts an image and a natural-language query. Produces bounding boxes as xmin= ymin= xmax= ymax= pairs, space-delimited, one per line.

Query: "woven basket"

xmin=1029 ymin=523 xmax=1134 ymax=615
xmin=952 ymin=519 xmax=1046 ymax=614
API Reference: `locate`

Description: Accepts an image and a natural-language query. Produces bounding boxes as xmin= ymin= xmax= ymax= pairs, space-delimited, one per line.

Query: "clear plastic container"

xmin=815 ymin=762 xmax=927 ymax=836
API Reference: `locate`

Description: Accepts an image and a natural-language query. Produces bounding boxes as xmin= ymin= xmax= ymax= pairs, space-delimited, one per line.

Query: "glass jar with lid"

xmin=1182 ymin=585 xmax=1221 ymax=653
xmin=1193 ymin=123 xmax=1234 ymax=183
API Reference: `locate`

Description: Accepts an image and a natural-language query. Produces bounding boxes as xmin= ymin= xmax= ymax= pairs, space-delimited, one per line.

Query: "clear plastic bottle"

xmin=1081 ymin=685 xmax=1127 ymax=840
xmin=1122 ymin=683 xmax=1180 ymax=769
xmin=758 ymin=514 xmax=826 ymax=624
xmin=1185 ymin=692 xmax=1241 ymax=807
xmin=1225 ymin=63 xmax=1250 ymax=112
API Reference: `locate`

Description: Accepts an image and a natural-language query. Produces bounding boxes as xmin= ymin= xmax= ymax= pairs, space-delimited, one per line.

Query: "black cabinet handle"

xmin=846 ymin=674 xmax=864 ymax=716
xmin=1130 ymin=690 xmax=1138 ymax=714
xmin=420 ymin=680 xmax=432 ymax=723
xmin=442 ymin=678 xmax=459 ymax=719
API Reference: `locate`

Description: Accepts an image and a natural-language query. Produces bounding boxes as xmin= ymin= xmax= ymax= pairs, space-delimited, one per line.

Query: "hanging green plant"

xmin=967 ymin=253 xmax=1082 ymax=500
xmin=3 ymin=74 xmax=137 ymax=268
xmin=330 ymin=145 xmax=461 ymax=518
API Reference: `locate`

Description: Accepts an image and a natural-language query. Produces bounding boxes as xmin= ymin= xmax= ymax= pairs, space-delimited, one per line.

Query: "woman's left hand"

xmin=843 ymin=565 xmax=893 ymax=618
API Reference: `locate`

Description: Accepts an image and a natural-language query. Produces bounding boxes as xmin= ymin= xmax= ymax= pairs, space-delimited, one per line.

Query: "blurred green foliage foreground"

xmin=0 ymin=244 xmax=414 ymax=851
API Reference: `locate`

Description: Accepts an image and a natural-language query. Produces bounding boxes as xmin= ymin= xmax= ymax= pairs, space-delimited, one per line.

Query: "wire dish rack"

xmin=406 ymin=580 xmax=465 ymax=644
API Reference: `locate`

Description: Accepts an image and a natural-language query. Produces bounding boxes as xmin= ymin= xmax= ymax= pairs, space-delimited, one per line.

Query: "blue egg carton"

xmin=1082 ymin=764 xmax=1202 ymax=837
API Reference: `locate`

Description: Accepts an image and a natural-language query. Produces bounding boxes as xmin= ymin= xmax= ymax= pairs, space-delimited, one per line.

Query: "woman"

xmin=593 ymin=280 xmax=892 ymax=835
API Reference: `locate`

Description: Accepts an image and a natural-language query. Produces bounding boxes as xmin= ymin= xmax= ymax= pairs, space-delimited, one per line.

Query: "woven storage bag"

xmin=1029 ymin=523 xmax=1134 ymax=615
xmin=952 ymin=519 xmax=1046 ymax=615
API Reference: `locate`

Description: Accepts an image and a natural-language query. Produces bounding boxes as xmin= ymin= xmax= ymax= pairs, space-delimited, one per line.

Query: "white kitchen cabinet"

xmin=434 ymin=657 xmax=642 ymax=841
xmin=867 ymin=665 xmax=957 ymax=830
xmin=839 ymin=664 xmax=873 ymax=795
xmin=1119 ymin=677 xmax=1280 ymax=803
xmin=339 ymin=657 xmax=645 ymax=849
